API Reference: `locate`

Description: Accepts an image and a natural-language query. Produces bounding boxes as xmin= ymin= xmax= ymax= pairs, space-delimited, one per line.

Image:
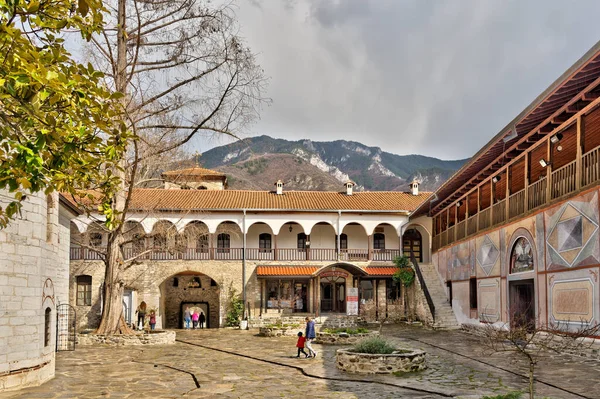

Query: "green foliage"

xmin=393 ymin=256 xmax=415 ymax=287
xmin=225 ymin=285 xmax=244 ymax=327
xmin=243 ymin=158 xmax=268 ymax=175
xmin=352 ymin=337 xmax=396 ymax=354
xmin=323 ymin=327 xmax=369 ymax=334
xmin=0 ymin=0 xmax=128 ymax=227
xmin=482 ymin=392 xmax=522 ymax=399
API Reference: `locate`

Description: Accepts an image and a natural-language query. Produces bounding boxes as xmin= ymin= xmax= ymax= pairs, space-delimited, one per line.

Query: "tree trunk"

xmin=528 ymin=360 xmax=535 ymax=399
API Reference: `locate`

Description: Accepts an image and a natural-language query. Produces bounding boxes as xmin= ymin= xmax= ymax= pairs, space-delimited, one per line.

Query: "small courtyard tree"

xmin=69 ymin=0 xmax=266 ymax=335
xmin=480 ymin=312 xmax=600 ymax=399
xmin=392 ymin=255 xmax=415 ymax=321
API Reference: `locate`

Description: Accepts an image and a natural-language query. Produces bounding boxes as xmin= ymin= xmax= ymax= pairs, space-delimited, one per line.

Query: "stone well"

xmin=315 ymin=331 xmax=379 ymax=345
xmin=336 ymin=348 xmax=426 ymax=374
xmin=258 ymin=326 xmax=303 ymax=337
xmin=77 ymin=330 xmax=176 ymax=346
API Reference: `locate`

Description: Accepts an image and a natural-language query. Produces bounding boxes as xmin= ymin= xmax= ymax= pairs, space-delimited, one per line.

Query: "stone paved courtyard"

xmin=4 ymin=325 xmax=600 ymax=398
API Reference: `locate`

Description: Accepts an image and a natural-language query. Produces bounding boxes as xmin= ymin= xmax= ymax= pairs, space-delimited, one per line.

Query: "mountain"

xmin=198 ymin=135 xmax=468 ymax=192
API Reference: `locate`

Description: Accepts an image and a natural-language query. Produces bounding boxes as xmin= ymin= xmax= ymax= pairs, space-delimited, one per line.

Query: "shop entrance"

xmin=320 ymin=276 xmax=346 ymax=313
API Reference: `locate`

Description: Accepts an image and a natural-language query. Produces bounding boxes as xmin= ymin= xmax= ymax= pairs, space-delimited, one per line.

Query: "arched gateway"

xmin=159 ymin=271 xmax=220 ymax=328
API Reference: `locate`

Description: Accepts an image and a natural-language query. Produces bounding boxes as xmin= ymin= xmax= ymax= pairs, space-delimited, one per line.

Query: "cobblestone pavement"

xmin=5 ymin=325 xmax=600 ymax=399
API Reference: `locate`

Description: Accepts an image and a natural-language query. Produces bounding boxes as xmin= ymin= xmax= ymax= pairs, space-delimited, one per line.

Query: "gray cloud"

xmin=198 ymin=0 xmax=600 ymax=160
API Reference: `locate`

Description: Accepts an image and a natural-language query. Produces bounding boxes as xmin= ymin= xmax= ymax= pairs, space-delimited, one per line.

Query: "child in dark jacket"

xmin=296 ymin=332 xmax=309 ymax=358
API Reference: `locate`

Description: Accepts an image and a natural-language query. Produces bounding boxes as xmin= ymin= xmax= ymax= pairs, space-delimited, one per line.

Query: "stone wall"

xmin=0 ymin=191 xmax=73 ymax=391
xmin=162 ymin=274 xmax=219 ymax=328
xmin=336 ymin=348 xmax=426 ymax=374
xmin=77 ymin=330 xmax=176 ymax=346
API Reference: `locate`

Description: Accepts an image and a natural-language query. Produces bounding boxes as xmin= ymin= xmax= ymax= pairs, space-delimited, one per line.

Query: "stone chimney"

xmin=410 ymin=179 xmax=420 ymax=196
xmin=275 ymin=179 xmax=284 ymax=195
xmin=344 ymin=181 xmax=355 ymax=196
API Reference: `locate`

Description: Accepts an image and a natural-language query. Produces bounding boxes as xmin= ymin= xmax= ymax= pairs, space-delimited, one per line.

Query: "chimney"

xmin=275 ymin=179 xmax=284 ymax=195
xmin=410 ymin=179 xmax=420 ymax=196
xmin=344 ymin=181 xmax=355 ymax=196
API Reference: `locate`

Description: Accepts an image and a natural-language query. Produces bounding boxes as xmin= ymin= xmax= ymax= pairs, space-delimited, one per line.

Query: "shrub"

xmin=323 ymin=327 xmax=370 ymax=334
xmin=225 ymin=285 xmax=244 ymax=327
xmin=352 ymin=337 xmax=396 ymax=354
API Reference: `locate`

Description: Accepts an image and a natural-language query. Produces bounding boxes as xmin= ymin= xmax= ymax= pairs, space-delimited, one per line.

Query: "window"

xmin=133 ymin=233 xmax=145 ymax=254
xmin=297 ymin=233 xmax=307 ymax=251
xmin=470 ymin=278 xmax=478 ymax=309
xmin=154 ymin=234 xmax=166 ymax=249
xmin=76 ymin=275 xmax=92 ymax=306
xmin=360 ymin=280 xmax=374 ymax=301
xmin=387 ymin=279 xmax=401 ymax=300
xmin=44 ymin=308 xmax=51 ymax=347
xmin=336 ymin=234 xmax=348 ymax=250
xmin=90 ymin=232 xmax=103 ymax=247
xmin=196 ymin=234 xmax=209 ymax=253
xmin=173 ymin=277 xmax=179 ymax=287
xmin=211 ymin=279 xmax=217 ymax=287
xmin=259 ymin=233 xmax=272 ymax=252
xmin=373 ymin=233 xmax=385 ymax=250
xmin=217 ymin=233 xmax=230 ymax=253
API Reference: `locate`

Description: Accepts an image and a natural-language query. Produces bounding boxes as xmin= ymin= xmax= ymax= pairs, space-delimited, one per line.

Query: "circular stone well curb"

xmin=315 ymin=331 xmax=379 ymax=345
xmin=77 ymin=330 xmax=176 ymax=346
xmin=336 ymin=348 xmax=426 ymax=374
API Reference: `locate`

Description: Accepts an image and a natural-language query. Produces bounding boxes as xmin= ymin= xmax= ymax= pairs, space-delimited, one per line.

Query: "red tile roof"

xmin=256 ymin=266 xmax=319 ymax=276
xmin=128 ymin=189 xmax=430 ymax=212
xmin=364 ymin=267 xmax=398 ymax=276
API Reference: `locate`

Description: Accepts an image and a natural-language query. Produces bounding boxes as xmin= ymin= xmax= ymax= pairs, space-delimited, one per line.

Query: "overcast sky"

xmin=197 ymin=0 xmax=600 ymax=160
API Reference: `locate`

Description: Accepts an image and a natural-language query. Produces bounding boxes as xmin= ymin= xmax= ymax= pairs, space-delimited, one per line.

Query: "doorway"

xmin=509 ymin=279 xmax=535 ymax=330
xmin=122 ymin=289 xmax=133 ymax=327
xmin=320 ymin=276 xmax=346 ymax=313
xmin=181 ymin=302 xmax=209 ymax=328
xmin=403 ymin=228 xmax=422 ymax=262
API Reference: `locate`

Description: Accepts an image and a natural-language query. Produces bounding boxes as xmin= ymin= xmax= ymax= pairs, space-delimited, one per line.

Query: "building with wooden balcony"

xmin=69 ymin=169 xmax=432 ymax=330
xmin=412 ymin=41 xmax=600 ymax=331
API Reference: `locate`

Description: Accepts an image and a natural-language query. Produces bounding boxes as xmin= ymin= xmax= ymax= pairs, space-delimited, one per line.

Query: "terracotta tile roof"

xmin=128 ymin=189 xmax=430 ymax=212
xmin=364 ymin=267 xmax=398 ymax=276
xmin=256 ymin=266 xmax=320 ymax=276
xmin=161 ymin=167 xmax=226 ymax=178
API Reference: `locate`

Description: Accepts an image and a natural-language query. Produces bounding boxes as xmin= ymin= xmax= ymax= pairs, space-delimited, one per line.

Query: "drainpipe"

xmin=242 ymin=209 xmax=247 ymax=324
xmin=337 ymin=210 xmax=341 ymax=260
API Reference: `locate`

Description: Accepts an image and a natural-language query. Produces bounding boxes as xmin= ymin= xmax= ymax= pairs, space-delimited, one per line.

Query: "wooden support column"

xmin=209 ymin=233 xmax=215 ymax=260
xmin=576 ymin=115 xmax=583 ymax=190
xmin=490 ymin=179 xmax=495 ymax=224
xmin=368 ymin=234 xmax=373 ymax=260
xmin=524 ymin=152 xmax=530 ymax=210
xmin=546 ymin=137 xmax=552 ymax=203
xmin=306 ymin=234 xmax=311 ymax=261
xmin=273 ymin=234 xmax=278 ymax=261
xmin=505 ymin=167 xmax=511 ymax=221
xmin=476 ymin=187 xmax=481 ymax=232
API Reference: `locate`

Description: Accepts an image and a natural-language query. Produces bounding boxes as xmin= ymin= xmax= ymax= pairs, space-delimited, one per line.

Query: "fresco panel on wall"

xmin=449 ymin=240 xmax=473 ymax=281
xmin=476 ymin=232 xmax=500 ymax=278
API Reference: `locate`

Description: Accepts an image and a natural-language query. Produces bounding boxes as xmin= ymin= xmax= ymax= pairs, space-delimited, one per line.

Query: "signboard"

xmin=320 ymin=270 xmax=349 ymax=278
xmin=347 ymin=287 xmax=359 ymax=315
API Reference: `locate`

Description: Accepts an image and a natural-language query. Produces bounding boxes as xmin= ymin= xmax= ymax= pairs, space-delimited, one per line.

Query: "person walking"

xmin=295 ymin=332 xmax=309 ymax=358
xmin=135 ymin=301 xmax=147 ymax=330
xmin=199 ymin=312 xmax=206 ymax=329
xmin=304 ymin=317 xmax=317 ymax=358
xmin=183 ymin=307 xmax=191 ymax=329
xmin=149 ymin=311 xmax=156 ymax=331
xmin=192 ymin=310 xmax=199 ymax=329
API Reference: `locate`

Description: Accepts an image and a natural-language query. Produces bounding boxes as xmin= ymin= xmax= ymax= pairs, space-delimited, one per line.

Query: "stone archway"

xmin=159 ymin=272 xmax=220 ymax=328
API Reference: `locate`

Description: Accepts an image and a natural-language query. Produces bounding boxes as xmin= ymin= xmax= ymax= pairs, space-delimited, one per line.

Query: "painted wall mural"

xmin=476 ymin=233 xmax=500 ymax=277
xmin=510 ymin=237 xmax=534 ymax=274
xmin=449 ymin=240 xmax=473 ymax=281
xmin=545 ymin=191 xmax=600 ymax=270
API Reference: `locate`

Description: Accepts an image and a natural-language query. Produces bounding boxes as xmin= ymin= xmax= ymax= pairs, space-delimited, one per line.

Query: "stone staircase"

xmin=418 ymin=263 xmax=460 ymax=330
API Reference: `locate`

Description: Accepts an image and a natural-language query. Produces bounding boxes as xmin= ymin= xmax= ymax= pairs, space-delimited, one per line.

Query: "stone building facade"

xmin=0 ymin=191 xmax=79 ymax=391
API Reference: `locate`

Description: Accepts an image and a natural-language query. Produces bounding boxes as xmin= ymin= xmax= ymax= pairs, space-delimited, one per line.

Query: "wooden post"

xmin=546 ymin=137 xmax=552 ymax=203
xmin=576 ymin=115 xmax=583 ymax=190
xmin=368 ymin=234 xmax=373 ymax=260
xmin=490 ymin=179 xmax=494 ymax=225
xmin=524 ymin=152 xmax=529 ymax=211
xmin=274 ymin=234 xmax=278 ymax=261
xmin=506 ymin=165 xmax=511 ymax=221
xmin=209 ymin=233 xmax=214 ymax=260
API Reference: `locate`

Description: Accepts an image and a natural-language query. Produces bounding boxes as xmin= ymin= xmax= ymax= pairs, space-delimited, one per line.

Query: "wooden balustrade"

xmin=339 ymin=249 xmax=369 ymax=261
xmin=508 ymin=189 xmax=525 ymax=219
xmin=478 ymin=208 xmax=491 ymax=231
xmin=447 ymin=225 xmax=455 ymax=245
xmin=276 ymin=248 xmax=308 ymax=261
xmin=69 ymin=247 xmax=105 ymax=260
xmin=527 ymin=176 xmax=547 ymax=210
xmin=440 ymin=230 xmax=448 ymax=247
xmin=492 ymin=199 xmax=506 ymax=226
xmin=455 ymin=220 xmax=466 ymax=241
xmin=432 ymin=235 xmax=440 ymax=252
xmin=308 ymin=248 xmax=338 ymax=261
xmin=212 ymin=248 xmax=244 ymax=260
xmin=371 ymin=249 xmax=401 ymax=261
xmin=246 ymin=248 xmax=274 ymax=261
xmin=551 ymin=160 xmax=577 ymax=200
xmin=582 ymin=145 xmax=600 ymax=187
xmin=467 ymin=215 xmax=478 ymax=236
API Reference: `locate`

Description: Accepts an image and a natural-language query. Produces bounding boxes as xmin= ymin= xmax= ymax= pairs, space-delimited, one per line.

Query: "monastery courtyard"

xmin=4 ymin=325 xmax=599 ymax=399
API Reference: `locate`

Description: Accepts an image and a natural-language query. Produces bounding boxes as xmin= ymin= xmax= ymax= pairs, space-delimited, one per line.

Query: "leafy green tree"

xmin=393 ymin=255 xmax=415 ymax=321
xmin=0 ymin=0 xmax=128 ymax=226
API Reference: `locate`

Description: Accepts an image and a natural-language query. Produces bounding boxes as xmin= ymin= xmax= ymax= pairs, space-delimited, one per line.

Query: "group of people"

xmin=135 ymin=301 xmax=157 ymax=330
xmin=296 ymin=317 xmax=318 ymax=358
xmin=183 ymin=307 xmax=206 ymax=329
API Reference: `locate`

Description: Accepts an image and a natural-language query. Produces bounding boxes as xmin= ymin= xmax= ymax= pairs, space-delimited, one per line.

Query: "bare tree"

xmin=480 ymin=311 xmax=600 ymax=399
xmin=71 ymin=0 xmax=266 ymax=335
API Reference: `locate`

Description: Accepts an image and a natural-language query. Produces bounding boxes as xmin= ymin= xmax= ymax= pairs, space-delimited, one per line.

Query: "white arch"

xmin=307 ymin=221 xmax=337 ymax=235
xmin=275 ymin=221 xmax=310 ymax=235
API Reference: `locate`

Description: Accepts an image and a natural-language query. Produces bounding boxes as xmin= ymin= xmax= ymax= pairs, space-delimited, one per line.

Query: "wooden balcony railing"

xmin=371 ymin=249 xmax=401 ymax=261
xmin=70 ymin=247 xmax=105 ymax=260
xmin=246 ymin=248 xmax=275 ymax=261
xmin=309 ymin=248 xmax=338 ymax=261
xmin=527 ymin=176 xmax=547 ymax=210
xmin=440 ymin=230 xmax=448 ymax=247
xmin=432 ymin=235 xmax=440 ymax=253
xmin=492 ymin=199 xmax=506 ymax=226
xmin=582 ymin=145 xmax=600 ymax=187
xmin=455 ymin=220 xmax=466 ymax=241
xmin=551 ymin=160 xmax=577 ymax=200
xmin=447 ymin=225 xmax=455 ymax=245
xmin=509 ymin=189 xmax=525 ymax=219
xmin=479 ymin=207 xmax=491 ymax=231
xmin=339 ymin=249 xmax=369 ymax=262
xmin=467 ymin=214 xmax=478 ymax=236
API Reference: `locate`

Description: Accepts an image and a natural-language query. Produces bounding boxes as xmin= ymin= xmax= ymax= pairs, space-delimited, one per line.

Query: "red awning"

xmin=256 ymin=266 xmax=319 ymax=276
xmin=364 ymin=267 xmax=397 ymax=276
